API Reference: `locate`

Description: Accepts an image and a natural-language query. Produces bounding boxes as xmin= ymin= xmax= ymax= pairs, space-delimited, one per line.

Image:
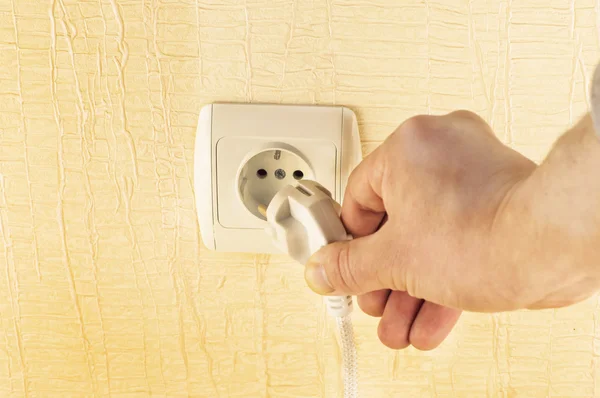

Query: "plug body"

xmin=265 ymin=180 xmax=349 ymax=264
xmin=264 ymin=180 xmax=354 ymax=317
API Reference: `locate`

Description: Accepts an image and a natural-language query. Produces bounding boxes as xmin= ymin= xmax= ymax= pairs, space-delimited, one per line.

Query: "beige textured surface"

xmin=0 ymin=0 xmax=599 ymax=396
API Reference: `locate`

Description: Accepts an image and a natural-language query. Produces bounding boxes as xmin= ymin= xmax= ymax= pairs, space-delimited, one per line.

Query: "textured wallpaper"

xmin=0 ymin=0 xmax=599 ymax=396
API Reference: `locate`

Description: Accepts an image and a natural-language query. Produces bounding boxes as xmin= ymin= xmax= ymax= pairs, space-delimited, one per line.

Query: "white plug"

xmin=262 ymin=180 xmax=354 ymax=317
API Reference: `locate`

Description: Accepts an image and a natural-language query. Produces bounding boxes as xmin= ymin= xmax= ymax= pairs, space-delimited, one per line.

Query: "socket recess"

xmin=195 ymin=103 xmax=362 ymax=253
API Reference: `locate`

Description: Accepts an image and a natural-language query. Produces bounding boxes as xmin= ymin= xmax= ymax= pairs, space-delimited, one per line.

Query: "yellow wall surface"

xmin=0 ymin=0 xmax=599 ymax=396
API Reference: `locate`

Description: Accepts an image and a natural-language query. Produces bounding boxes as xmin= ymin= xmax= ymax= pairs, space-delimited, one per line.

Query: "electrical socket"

xmin=237 ymin=143 xmax=314 ymax=220
xmin=195 ymin=103 xmax=362 ymax=253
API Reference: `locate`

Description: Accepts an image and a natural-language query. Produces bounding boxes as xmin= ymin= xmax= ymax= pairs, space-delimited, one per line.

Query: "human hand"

xmin=304 ymin=111 xmax=600 ymax=350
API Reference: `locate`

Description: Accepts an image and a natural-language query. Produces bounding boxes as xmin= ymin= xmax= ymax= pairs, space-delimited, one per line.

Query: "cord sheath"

xmin=336 ymin=315 xmax=358 ymax=398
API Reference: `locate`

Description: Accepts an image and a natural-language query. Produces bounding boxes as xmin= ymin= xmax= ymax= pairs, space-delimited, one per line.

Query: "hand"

xmin=304 ymin=111 xmax=599 ymax=350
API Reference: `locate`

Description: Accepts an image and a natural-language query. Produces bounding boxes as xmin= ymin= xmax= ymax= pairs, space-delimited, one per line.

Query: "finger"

xmin=358 ymin=290 xmax=391 ymax=317
xmin=306 ymin=226 xmax=400 ymax=295
xmin=444 ymin=110 xmax=497 ymax=138
xmin=409 ymin=302 xmax=461 ymax=351
xmin=341 ymin=145 xmax=387 ymax=237
xmin=377 ymin=291 xmax=423 ymax=350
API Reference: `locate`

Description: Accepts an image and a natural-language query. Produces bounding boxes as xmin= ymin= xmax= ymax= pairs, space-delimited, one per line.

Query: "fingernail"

xmin=304 ymin=262 xmax=334 ymax=294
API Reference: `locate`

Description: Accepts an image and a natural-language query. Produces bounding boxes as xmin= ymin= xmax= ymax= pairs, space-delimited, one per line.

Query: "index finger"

xmin=341 ymin=144 xmax=387 ymax=237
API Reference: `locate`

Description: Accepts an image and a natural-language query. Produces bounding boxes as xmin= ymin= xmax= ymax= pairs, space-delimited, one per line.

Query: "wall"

xmin=0 ymin=0 xmax=598 ymax=396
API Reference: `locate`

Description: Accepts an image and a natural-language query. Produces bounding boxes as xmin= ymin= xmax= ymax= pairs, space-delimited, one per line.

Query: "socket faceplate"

xmin=195 ymin=103 xmax=362 ymax=253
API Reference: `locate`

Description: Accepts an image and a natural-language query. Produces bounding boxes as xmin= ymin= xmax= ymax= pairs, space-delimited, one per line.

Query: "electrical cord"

xmin=261 ymin=180 xmax=358 ymax=398
xmin=337 ymin=314 xmax=358 ymax=398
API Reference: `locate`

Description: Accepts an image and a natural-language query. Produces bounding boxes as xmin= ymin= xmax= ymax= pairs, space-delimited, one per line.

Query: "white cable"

xmin=263 ymin=180 xmax=359 ymax=398
xmin=325 ymin=295 xmax=357 ymax=398
xmin=337 ymin=314 xmax=358 ymax=398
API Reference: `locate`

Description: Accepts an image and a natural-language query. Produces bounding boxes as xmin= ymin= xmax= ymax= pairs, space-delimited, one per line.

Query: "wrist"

xmin=512 ymin=114 xmax=600 ymax=290
xmin=591 ymin=63 xmax=600 ymax=139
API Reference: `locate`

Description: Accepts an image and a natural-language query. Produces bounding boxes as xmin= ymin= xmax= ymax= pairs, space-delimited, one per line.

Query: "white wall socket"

xmin=195 ymin=103 xmax=362 ymax=253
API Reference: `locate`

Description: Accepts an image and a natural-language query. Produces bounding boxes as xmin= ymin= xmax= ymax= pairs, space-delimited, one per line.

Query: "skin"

xmin=304 ymin=111 xmax=600 ymax=350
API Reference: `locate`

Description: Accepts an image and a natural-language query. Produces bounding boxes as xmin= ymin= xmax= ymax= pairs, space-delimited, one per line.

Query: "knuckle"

xmin=398 ymin=115 xmax=437 ymax=136
xmin=399 ymin=266 xmax=419 ymax=299
xmin=346 ymin=164 xmax=367 ymax=197
xmin=446 ymin=110 xmax=495 ymax=137
xmin=392 ymin=115 xmax=444 ymax=166
xmin=447 ymin=109 xmax=480 ymax=121
xmin=494 ymin=265 xmax=530 ymax=310
xmin=335 ymin=243 xmax=360 ymax=292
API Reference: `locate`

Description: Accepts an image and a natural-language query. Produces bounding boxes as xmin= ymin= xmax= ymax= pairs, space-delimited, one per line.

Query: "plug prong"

xmin=258 ymin=204 xmax=267 ymax=218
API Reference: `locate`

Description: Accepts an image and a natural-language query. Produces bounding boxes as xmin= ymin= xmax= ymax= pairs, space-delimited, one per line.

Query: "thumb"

xmin=304 ymin=232 xmax=399 ymax=295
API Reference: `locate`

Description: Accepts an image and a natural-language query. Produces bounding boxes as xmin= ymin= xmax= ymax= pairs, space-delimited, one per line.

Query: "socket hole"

xmin=293 ymin=170 xmax=304 ymax=180
xmin=256 ymin=169 xmax=267 ymax=179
